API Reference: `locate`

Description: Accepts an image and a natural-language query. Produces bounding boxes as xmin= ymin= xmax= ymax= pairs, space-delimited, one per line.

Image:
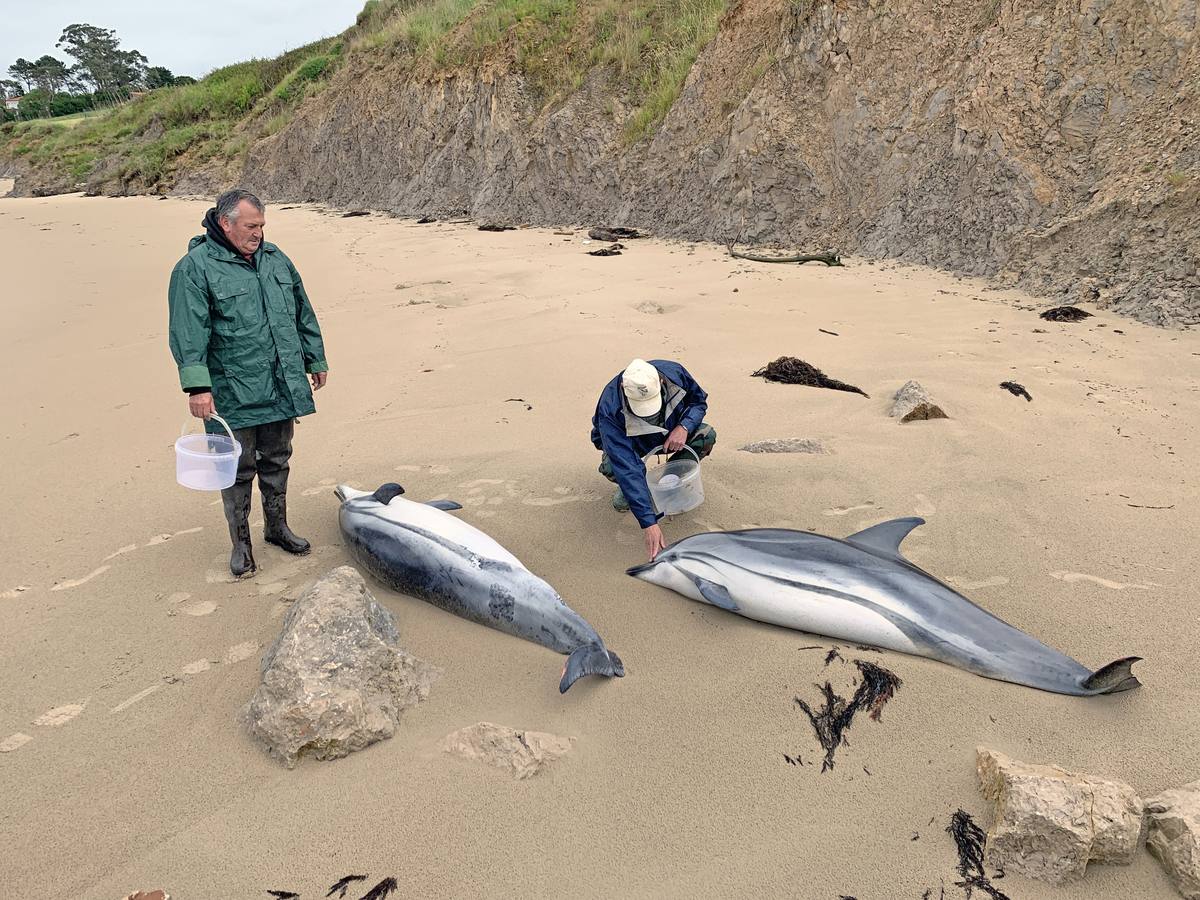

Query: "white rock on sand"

xmin=889 ymin=379 xmax=934 ymax=417
xmin=442 ymin=722 xmax=574 ymax=780
xmin=1145 ymin=780 xmax=1200 ymax=899
xmin=975 ymin=746 xmax=1145 ymax=884
xmin=242 ymin=566 xmax=439 ymax=767
xmin=738 ymin=438 xmax=829 ymax=454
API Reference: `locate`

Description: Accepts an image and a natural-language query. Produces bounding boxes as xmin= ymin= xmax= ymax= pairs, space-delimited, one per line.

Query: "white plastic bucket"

xmin=644 ymin=444 xmax=704 ymax=515
xmin=175 ymin=414 xmax=241 ymax=491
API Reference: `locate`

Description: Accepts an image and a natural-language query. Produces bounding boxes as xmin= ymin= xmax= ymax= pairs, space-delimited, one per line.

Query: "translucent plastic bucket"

xmin=175 ymin=414 xmax=240 ymax=491
xmin=644 ymin=444 xmax=704 ymax=515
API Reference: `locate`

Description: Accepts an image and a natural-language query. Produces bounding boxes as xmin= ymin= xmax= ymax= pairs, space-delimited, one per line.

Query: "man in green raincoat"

xmin=168 ymin=189 xmax=329 ymax=577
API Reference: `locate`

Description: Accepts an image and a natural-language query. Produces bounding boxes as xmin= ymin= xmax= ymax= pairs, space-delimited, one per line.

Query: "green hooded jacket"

xmin=168 ymin=234 xmax=328 ymax=431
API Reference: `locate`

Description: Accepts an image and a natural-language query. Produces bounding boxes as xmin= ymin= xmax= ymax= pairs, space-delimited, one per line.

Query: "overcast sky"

xmin=2 ymin=1 xmax=366 ymax=83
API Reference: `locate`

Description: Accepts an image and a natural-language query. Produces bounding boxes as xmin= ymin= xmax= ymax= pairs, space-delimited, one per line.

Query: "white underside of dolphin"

xmin=335 ymin=483 xmax=623 ymax=693
xmin=628 ymin=518 xmax=1140 ymax=696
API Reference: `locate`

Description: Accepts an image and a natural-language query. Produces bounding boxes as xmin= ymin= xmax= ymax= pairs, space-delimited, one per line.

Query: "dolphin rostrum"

xmin=627 ymin=518 xmax=1140 ymax=695
xmin=336 ymin=483 xmax=624 ymax=692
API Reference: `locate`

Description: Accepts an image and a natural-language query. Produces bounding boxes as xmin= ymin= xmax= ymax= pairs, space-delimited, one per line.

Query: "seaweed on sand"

xmin=326 ymin=875 xmax=368 ymax=898
xmin=1039 ymin=305 xmax=1093 ymax=322
xmin=793 ymin=660 xmax=903 ymax=771
xmin=999 ymin=381 xmax=1032 ymax=402
xmin=358 ymin=878 xmax=399 ymax=900
xmin=752 ymin=357 xmax=869 ymax=397
xmin=946 ymin=810 xmax=1010 ymax=900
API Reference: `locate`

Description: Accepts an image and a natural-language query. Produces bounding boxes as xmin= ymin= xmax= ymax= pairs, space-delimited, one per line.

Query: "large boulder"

xmin=1145 ymin=780 xmax=1200 ymax=899
xmin=975 ymin=746 xmax=1145 ymax=884
xmin=242 ymin=566 xmax=438 ymax=768
xmin=442 ymin=722 xmax=573 ymax=780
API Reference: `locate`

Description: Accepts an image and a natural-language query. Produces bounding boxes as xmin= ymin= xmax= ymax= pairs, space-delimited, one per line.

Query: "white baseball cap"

xmin=622 ymin=358 xmax=662 ymax=417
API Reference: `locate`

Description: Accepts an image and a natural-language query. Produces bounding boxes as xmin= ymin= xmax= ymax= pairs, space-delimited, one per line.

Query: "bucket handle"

xmin=642 ymin=444 xmax=700 ymax=465
xmin=180 ymin=413 xmax=236 ymax=444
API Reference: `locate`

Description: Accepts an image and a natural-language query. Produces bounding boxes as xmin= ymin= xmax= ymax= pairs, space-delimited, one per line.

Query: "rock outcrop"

xmin=975 ymin=746 xmax=1145 ymax=884
xmin=1146 ymin=780 xmax=1200 ymax=899
xmin=7 ymin=0 xmax=1198 ymax=325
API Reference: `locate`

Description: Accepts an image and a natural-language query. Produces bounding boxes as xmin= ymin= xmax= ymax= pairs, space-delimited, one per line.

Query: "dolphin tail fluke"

xmin=559 ymin=644 xmax=625 ymax=693
xmin=1082 ymin=656 xmax=1142 ymax=694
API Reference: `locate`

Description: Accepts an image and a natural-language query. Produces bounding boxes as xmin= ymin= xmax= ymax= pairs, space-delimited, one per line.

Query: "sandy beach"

xmin=1 ymin=191 xmax=1197 ymax=898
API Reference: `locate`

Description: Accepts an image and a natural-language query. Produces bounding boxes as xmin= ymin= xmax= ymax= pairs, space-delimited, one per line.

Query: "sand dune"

xmin=0 ymin=194 xmax=1196 ymax=898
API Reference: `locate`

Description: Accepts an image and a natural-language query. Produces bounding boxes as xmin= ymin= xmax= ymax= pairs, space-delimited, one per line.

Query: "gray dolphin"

xmin=335 ymin=483 xmax=624 ymax=693
xmin=627 ymin=518 xmax=1140 ymax=695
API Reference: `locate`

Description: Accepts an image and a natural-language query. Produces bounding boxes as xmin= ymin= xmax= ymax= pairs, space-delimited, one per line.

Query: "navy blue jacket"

xmin=590 ymin=360 xmax=708 ymax=528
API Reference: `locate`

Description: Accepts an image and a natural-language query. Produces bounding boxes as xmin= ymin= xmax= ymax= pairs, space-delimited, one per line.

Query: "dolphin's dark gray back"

xmin=630 ymin=522 xmax=1140 ymax=696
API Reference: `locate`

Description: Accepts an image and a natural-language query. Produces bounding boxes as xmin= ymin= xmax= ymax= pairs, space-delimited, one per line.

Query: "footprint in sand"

xmin=0 ymin=733 xmax=34 ymax=753
xmin=181 ymin=659 xmax=212 ymax=675
xmin=110 ymin=685 xmax=160 ymax=714
xmin=302 ymin=478 xmax=339 ymax=496
xmin=51 ymin=566 xmax=111 ymax=591
xmin=265 ymin=556 xmax=317 ymax=581
xmin=397 ymin=464 xmax=451 ymax=476
xmin=823 ymin=503 xmax=875 ymax=517
xmin=180 ymin=600 xmax=218 ymax=616
xmin=147 ymin=527 xmax=204 ymax=547
xmin=947 ymin=576 xmax=1010 ymax=590
xmin=458 ymin=478 xmax=505 ymax=488
xmin=224 ymin=641 xmax=261 ymax=664
xmin=913 ymin=494 xmax=936 ymax=516
xmin=258 ymin=581 xmax=288 ymax=596
xmin=522 ymin=487 xmax=601 ymax=507
xmin=205 ymin=558 xmax=244 ymax=584
xmin=614 ymin=527 xmax=639 ymax=546
xmin=167 ymin=591 xmax=191 ymax=605
xmin=1049 ymin=571 xmax=1155 ymax=591
xmin=34 ymin=701 xmax=87 ymax=727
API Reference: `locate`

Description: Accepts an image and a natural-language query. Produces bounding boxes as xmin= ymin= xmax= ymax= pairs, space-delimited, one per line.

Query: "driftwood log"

xmin=728 ymin=244 xmax=843 ymax=266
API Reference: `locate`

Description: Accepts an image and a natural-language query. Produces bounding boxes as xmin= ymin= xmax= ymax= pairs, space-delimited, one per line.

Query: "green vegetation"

xmin=1 ymin=39 xmax=340 ymax=189
xmin=3 ymin=0 xmax=734 ymax=191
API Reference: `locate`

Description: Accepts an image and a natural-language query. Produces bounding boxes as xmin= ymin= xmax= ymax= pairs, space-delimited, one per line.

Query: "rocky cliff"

xmin=12 ymin=0 xmax=1200 ymax=324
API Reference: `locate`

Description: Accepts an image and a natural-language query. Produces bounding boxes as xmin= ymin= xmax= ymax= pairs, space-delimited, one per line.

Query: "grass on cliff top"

xmin=0 ymin=38 xmax=342 ymax=190
xmin=2 ymin=0 xmax=729 ymax=190
xmin=360 ymin=0 xmax=729 ymax=140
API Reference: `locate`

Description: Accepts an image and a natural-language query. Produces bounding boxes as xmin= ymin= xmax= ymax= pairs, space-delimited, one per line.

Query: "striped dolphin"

xmin=335 ymin=483 xmax=624 ymax=693
xmin=627 ymin=518 xmax=1140 ymax=695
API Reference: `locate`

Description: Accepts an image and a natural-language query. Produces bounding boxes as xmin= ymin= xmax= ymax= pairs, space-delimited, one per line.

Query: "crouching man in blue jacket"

xmin=591 ymin=358 xmax=717 ymax=560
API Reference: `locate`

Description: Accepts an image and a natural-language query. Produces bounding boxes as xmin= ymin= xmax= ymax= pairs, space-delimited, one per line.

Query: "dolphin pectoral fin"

xmin=690 ymin=576 xmax=738 ymax=612
xmin=844 ymin=517 xmax=925 ymax=559
xmin=559 ymin=644 xmax=625 ymax=693
xmin=1082 ymin=656 xmax=1142 ymax=694
xmin=424 ymin=499 xmax=464 ymax=511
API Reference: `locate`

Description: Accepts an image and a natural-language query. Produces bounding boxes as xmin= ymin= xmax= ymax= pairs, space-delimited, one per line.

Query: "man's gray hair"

xmin=215 ymin=189 xmax=265 ymax=224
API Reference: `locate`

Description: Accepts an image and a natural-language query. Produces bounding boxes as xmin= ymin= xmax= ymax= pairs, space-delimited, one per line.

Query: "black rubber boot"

xmin=258 ymin=419 xmax=310 ymax=555
xmin=260 ymin=482 xmax=310 ymax=555
xmin=221 ymin=481 xmax=257 ymax=577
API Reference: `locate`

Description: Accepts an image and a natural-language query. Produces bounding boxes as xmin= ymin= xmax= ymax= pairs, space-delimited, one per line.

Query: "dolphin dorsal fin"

xmin=844 ymin=517 xmax=925 ymax=559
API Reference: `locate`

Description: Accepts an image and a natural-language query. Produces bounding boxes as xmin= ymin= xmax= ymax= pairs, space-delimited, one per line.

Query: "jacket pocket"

xmin=210 ymin=279 xmax=260 ymax=336
xmin=213 ymin=359 xmax=275 ymax=413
